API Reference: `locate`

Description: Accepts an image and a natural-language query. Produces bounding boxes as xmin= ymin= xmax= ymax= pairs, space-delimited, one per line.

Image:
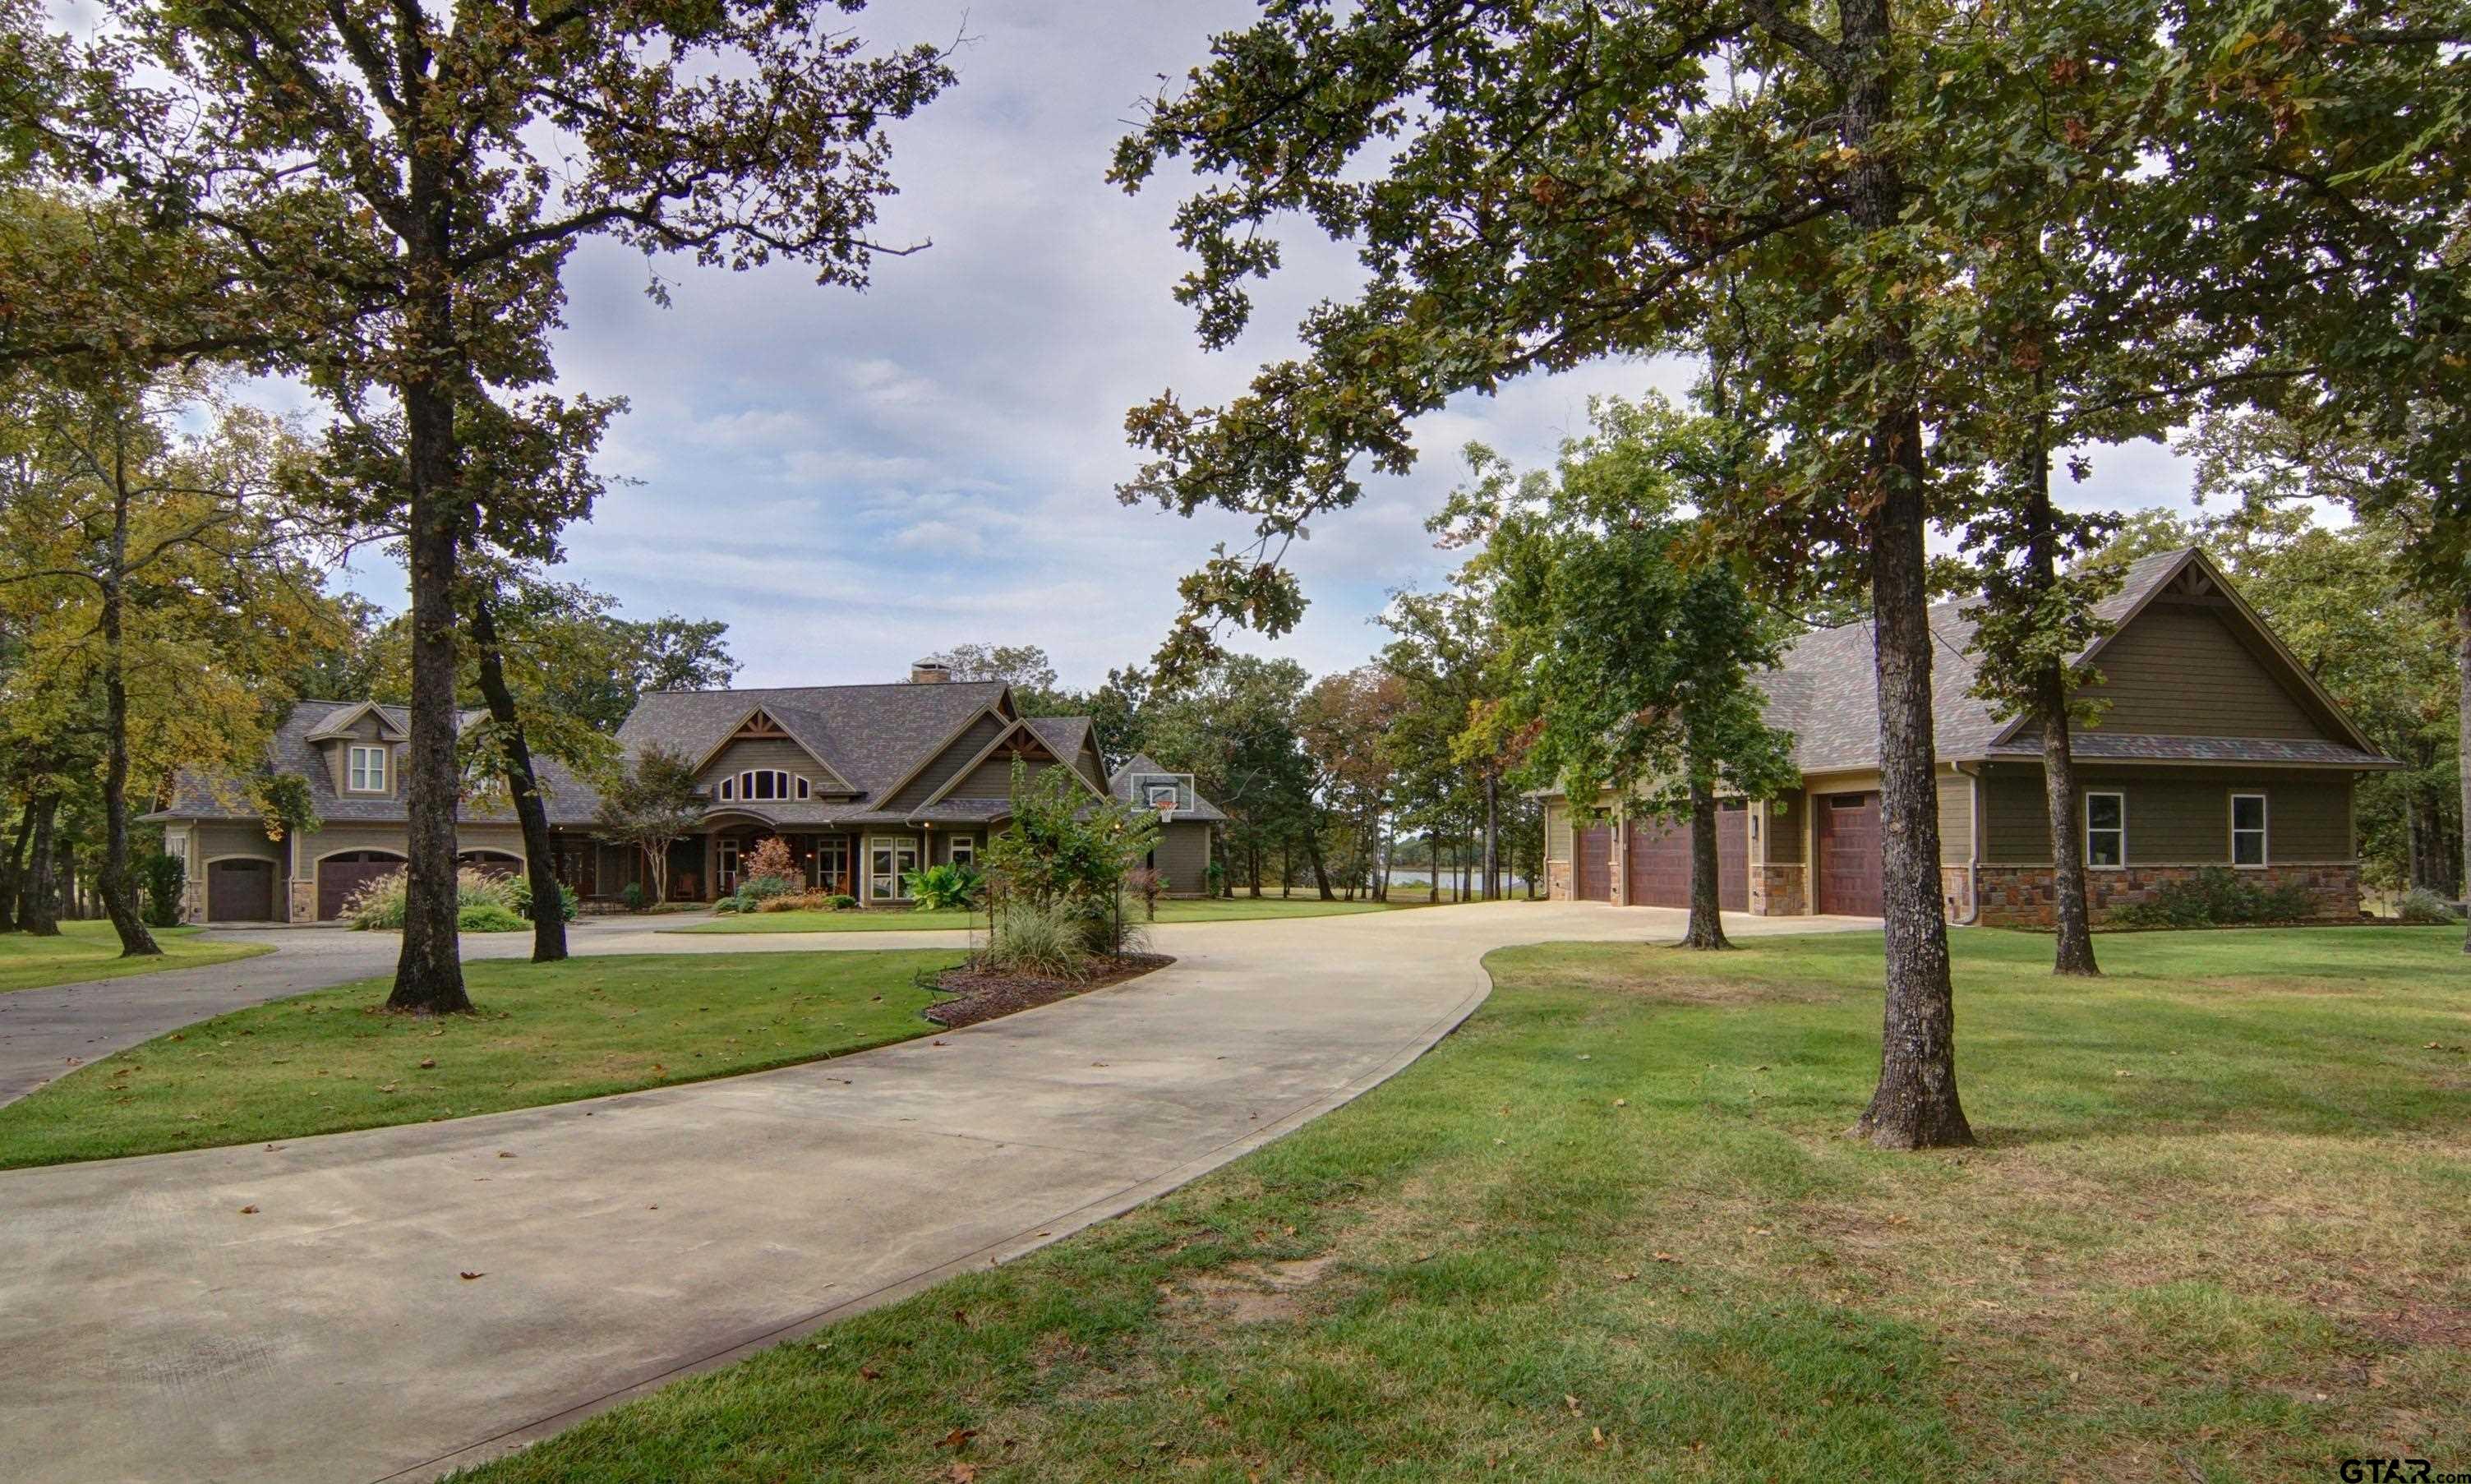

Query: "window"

xmin=948 ymin=836 xmax=976 ymax=869
xmin=869 ymin=836 xmax=919 ymax=901
xmin=348 ymin=744 xmax=388 ymax=792
xmin=2231 ymin=793 xmax=2268 ymax=866
xmin=728 ymin=770 xmax=796 ymax=802
xmin=2085 ymin=791 xmax=2125 ymax=869
xmin=813 ymin=836 xmax=850 ymax=893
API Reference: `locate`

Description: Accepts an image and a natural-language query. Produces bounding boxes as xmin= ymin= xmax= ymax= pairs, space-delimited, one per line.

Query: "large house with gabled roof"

xmin=1537 ymin=547 xmax=2398 ymax=926
xmin=149 ymin=659 xmax=1224 ymax=923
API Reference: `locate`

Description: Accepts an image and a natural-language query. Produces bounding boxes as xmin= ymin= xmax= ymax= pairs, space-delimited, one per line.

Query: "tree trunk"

xmin=1827 ymin=0 xmax=1972 ymax=1149
xmin=2459 ymin=604 xmax=2469 ymax=953
xmin=2023 ymin=440 xmax=2097 ymax=975
xmin=386 ymin=273 xmax=473 ymax=1012
xmin=1482 ymin=772 xmax=1501 ymax=901
xmin=97 ymin=473 xmax=161 ymax=959
xmin=468 ymin=596 xmax=567 ymax=962
xmin=0 ymin=799 xmax=30 ymax=933
xmin=21 ymin=794 xmax=60 ymax=937
xmin=1681 ymin=778 xmax=1732 ymax=950
xmin=1305 ymin=826 xmax=1335 ymax=900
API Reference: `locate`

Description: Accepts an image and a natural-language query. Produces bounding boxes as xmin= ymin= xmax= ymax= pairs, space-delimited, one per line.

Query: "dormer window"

xmin=348 ymin=744 xmax=388 ymax=793
xmin=719 ymin=770 xmax=804 ymax=803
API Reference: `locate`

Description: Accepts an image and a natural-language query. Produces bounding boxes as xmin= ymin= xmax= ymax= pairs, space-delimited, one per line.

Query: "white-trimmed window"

xmin=2085 ymin=791 xmax=2125 ymax=869
xmin=2231 ymin=793 xmax=2268 ymax=867
xmin=869 ymin=836 xmax=920 ymax=901
xmin=948 ymin=836 xmax=977 ymax=869
xmin=348 ymin=744 xmax=389 ymax=793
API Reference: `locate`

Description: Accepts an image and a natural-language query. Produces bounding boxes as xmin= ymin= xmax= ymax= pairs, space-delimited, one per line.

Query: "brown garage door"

xmin=1814 ymin=792 xmax=1883 ymax=916
xmin=205 ymin=860 xmax=275 ymax=922
xmin=318 ymin=850 xmax=406 ymax=920
xmin=1624 ymin=804 xmax=1750 ymax=910
xmin=1574 ymin=823 xmax=1612 ymax=901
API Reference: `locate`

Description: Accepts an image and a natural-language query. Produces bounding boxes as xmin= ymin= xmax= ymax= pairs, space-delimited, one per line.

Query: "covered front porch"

xmin=681 ymin=813 xmax=987 ymax=905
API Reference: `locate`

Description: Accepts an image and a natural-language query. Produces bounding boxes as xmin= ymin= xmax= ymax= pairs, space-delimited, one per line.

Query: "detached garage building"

xmin=1540 ymin=548 xmax=2395 ymax=926
xmin=146 ymin=701 xmax=592 ymax=924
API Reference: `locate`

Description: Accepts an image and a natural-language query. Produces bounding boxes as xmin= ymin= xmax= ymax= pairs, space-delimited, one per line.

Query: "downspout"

xmin=1950 ymin=763 xmax=1983 ymax=925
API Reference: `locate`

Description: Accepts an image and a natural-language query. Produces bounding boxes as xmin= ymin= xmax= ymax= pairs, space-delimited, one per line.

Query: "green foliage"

xmin=595 ymin=747 xmax=703 ymax=906
xmin=505 ymin=874 xmax=576 ymax=924
xmin=140 ymin=853 xmax=185 ymax=929
xmin=619 ymin=882 xmax=647 ymax=913
xmin=2108 ymin=869 xmax=2317 ymax=929
xmin=977 ymin=897 xmax=1090 ymax=981
xmin=902 ymin=863 xmax=984 ymax=912
xmin=2396 ymin=888 xmax=2459 ymax=925
xmin=250 ymin=772 xmax=322 ymax=842
xmin=345 ymin=867 xmax=527 ymax=931
xmin=718 ymin=874 xmax=795 ymax=915
xmin=984 ymin=762 xmax=1159 ymax=962
xmin=456 ymin=901 xmax=527 ymax=933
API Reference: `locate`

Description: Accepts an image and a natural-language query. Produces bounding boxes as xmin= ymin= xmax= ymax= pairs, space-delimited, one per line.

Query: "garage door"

xmin=318 ymin=850 xmax=406 ymax=920
xmin=205 ymin=860 xmax=275 ymax=922
xmin=1623 ymin=804 xmax=1749 ymax=910
xmin=1814 ymin=792 xmax=1883 ymax=916
xmin=1574 ymin=823 xmax=1612 ymax=901
xmin=1620 ymin=804 xmax=1759 ymax=908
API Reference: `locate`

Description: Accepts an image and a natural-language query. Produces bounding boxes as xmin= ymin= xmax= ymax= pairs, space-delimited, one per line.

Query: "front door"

xmin=716 ymin=838 xmax=740 ymax=896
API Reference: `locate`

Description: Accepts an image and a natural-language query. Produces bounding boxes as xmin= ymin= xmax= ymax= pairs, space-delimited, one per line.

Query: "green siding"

xmin=1544 ymin=800 xmax=1572 ymax=862
xmin=2079 ymin=601 xmax=2325 ymax=739
xmin=1150 ymin=821 xmax=1212 ymax=894
xmin=886 ymin=712 xmax=1007 ymax=812
xmin=1938 ymin=775 xmax=1973 ymax=866
xmin=1981 ymin=764 xmax=2353 ymax=865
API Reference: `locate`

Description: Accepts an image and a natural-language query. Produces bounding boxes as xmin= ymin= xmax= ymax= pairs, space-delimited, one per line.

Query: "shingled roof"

xmin=1756 ymin=547 xmax=2394 ymax=775
xmin=618 ymin=680 xmax=1009 ymax=803
xmin=148 ymin=700 xmax=606 ymax=826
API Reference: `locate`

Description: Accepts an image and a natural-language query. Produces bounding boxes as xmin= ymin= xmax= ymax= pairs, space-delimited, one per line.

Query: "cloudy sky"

xmin=328 ymin=0 xmax=2208 ymax=693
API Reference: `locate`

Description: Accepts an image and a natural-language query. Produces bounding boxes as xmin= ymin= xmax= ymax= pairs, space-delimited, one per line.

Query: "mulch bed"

xmin=924 ymin=953 xmax=1176 ymax=1030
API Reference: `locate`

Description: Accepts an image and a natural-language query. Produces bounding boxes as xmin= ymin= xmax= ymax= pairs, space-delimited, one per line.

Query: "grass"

xmin=0 ymin=949 xmax=961 ymax=1168
xmin=675 ymin=894 xmax=1418 ymax=933
xmin=456 ymin=926 xmax=2469 ymax=1483
xmin=0 ymin=920 xmax=270 ymax=993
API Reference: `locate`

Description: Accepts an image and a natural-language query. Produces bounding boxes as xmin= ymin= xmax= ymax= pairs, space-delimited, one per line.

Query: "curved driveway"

xmin=0 ymin=901 xmax=1869 ymax=1484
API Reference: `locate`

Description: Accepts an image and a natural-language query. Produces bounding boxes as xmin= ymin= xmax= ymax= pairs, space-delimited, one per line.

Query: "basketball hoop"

xmin=1156 ymin=803 xmax=1176 ymax=823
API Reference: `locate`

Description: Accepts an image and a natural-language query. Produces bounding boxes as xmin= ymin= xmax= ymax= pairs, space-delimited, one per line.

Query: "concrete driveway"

xmin=0 ymin=901 xmax=1872 ymax=1483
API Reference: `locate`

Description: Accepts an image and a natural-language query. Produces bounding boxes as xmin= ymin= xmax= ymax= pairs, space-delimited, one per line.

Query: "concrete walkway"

xmin=0 ymin=901 xmax=1871 ymax=1483
xmin=0 ymin=915 xmax=974 ymax=1108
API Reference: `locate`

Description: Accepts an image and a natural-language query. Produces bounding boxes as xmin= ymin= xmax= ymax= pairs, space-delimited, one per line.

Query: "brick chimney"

xmin=910 ymin=658 xmax=952 ymax=684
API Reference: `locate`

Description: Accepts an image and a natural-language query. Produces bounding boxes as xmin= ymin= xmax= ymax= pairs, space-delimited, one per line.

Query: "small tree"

xmin=984 ymin=762 xmax=1159 ymax=956
xmin=595 ymin=748 xmax=702 ymax=908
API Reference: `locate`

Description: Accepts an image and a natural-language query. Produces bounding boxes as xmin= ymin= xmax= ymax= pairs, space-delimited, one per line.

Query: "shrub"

xmin=743 ymin=836 xmax=798 ymax=883
xmin=506 ymin=874 xmax=577 ymax=923
xmin=456 ymin=901 xmax=528 ymax=933
xmin=2398 ymin=887 xmax=2462 ymax=924
xmin=620 ymin=882 xmax=647 ymax=913
xmin=739 ymin=873 xmax=795 ymax=903
xmin=827 ymin=893 xmax=858 ymax=910
xmin=2109 ymin=867 xmax=2317 ymax=929
xmin=982 ymin=896 xmax=1089 ymax=979
xmin=344 ymin=867 xmax=525 ymax=931
xmin=141 ymin=853 xmax=187 ymax=928
xmin=713 ymin=895 xmax=745 ymax=915
xmin=760 ymin=890 xmax=837 ymax=913
xmin=903 ymin=862 xmax=984 ymax=910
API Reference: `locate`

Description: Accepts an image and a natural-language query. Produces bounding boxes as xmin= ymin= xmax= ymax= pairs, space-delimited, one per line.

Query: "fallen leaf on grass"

xmin=1612 ymin=1098 xmax=1628 ymax=1108
xmin=947 ymin=1465 xmax=978 ymax=1483
xmin=1564 ymin=1394 xmax=1583 ymax=1415
xmin=418 ymin=1058 xmax=436 ymax=1069
xmin=934 ymin=1426 xmax=977 ymax=1451
xmin=1651 ymin=1251 xmax=1680 ymax=1264
xmin=859 ymin=1365 xmax=882 ymax=1380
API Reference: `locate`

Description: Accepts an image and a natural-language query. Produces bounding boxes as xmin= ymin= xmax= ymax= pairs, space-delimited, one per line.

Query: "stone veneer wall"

xmin=1972 ymin=862 xmax=2361 ymax=928
xmin=1546 ymin=860 xmax=1573 ymax=901
xmin=1940 ymin=867 xmax=1975 ymax=924
xmin=1750 ymin=863 xmax=1805 ymax=916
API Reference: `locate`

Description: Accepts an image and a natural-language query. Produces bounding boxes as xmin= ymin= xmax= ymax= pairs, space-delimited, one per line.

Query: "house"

xmin=1538 ymin=548 xmax=2399 ymax=926
xmin=149 ymin=661 xmax=1224 ymax=923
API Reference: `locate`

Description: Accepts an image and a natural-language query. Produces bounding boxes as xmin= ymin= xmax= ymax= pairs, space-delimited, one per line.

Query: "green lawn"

xmin=675 ymin=894 xmax=1415 ymax=933
xmin=460 ymin=926 xmax=2469 ymax=1483
xmin=0 ymin=920 xmax=270 ymax=994
xmin=0 ymin=949 xmax=961 ymax=1168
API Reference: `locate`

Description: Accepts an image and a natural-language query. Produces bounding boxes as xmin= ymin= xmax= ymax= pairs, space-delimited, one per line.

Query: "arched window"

xmin=735 ymin=770 xmax=800 ymax=802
